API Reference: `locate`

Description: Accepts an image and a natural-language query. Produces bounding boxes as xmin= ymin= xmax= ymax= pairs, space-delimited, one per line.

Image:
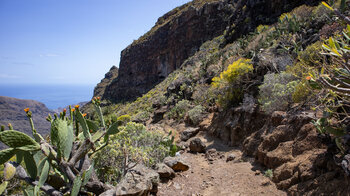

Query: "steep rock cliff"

xmin=94 ymin=65 xmax=118 ymax=98
xmin=101 ymin=0 xmax=321 ymax=102
xmin=103 ymin=0 xmax=235 ymax=102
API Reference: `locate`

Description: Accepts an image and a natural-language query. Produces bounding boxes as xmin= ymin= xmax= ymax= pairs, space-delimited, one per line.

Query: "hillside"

xmin=0 ymin=96 xmax=51 ymax=148
xmin=89 ymin=0 xmax=350 ymax=195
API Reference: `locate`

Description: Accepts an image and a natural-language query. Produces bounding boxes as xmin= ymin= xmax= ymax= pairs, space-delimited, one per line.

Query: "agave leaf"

xmin=322 ymin=43 xmax=331 ymax=51
xmin=322 ymin=1 xmax=334 ymax=11
xmin=22 ymin=187 xmax=34 ymax=196
xmin=34 ymin=159 xmax=49 ymax=196
xmin=76 ymin=111 xmax=91 ymax=140
xmin=0 ymin=130 xmax=39 ymax=149
xmin=24 ymin=152 xmax=37 ymax=179
xmin=328 ymin=37 xmax=336 ymax=49
xmin=335 ymin=138 xmax=346 ymax=153
xmin=71 ymin=174 xmax=82 ymax=196
xmin=325 ymin=126 xmax=346 ymax=137
xmin=86 ymin=119 xmax=99 ymax=133
xmin=0 ymin=148 xmax=16 ymax=165
xmin=0 ymin=181 xmax=8 ymax=195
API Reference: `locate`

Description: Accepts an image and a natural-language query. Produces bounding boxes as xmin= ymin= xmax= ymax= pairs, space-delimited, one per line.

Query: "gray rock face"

xmin=155 ymin=163 xmax=175 ymax=179
xmin=163 ymin=156 xmax=190 ymax=172
xmin=180 ymin=127 xmax=200 ymax=141
xmin=104 ymin=164 xmax=159 ymax=196
xmin=189 ymin=138 xmax=206 ymax=153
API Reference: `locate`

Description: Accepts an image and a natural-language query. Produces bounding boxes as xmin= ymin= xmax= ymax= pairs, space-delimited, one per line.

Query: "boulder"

xmin=189 ymin=138 xmax=206 ymax=153
xmin=155 ymin=163 xmax=175 ymax=179
xmin=163 ymin=157 xmax=190 ymax=172
xmin=104 ymin=164 xmax=159 ymax=196
xmin=180 ymin=127 xmax=200 ymax=141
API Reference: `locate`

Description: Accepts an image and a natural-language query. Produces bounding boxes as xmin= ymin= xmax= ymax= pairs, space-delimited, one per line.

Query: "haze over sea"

xmin=0 ymin=84 xmax=94 ymax=110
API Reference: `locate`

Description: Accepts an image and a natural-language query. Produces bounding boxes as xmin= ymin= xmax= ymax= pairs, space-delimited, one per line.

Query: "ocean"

xmin=0 ymin=84 xmax=94 ymax=110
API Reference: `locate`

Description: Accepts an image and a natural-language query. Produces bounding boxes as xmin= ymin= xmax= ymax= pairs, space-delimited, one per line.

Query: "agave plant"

xmin=0 ymin=97 xmax=121 ymax=196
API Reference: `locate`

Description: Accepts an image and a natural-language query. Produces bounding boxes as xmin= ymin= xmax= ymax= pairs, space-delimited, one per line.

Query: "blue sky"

xmin=0 ymin=0 xmax=190 ymax=85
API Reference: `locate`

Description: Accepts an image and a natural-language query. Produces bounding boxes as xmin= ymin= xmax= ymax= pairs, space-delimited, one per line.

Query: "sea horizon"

xmin=0 ymin=83 xmax=95 ymax=110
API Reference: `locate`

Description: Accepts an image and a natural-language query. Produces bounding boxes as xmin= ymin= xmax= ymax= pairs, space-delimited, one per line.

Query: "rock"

xmin=113 ymin=164 xmax=159 ymax=196
xmin=163 ymin=157 xmax=190 ymax=172
xmin=180 ymin=127 xmax=200 ymax=141
xmin=93 ymin=66 xmax=118 ymax=98
xmin=100 ymin=189 xmax=116 ymax=196
xmin=271 ymin=111 xmax=286 ymax=126
xmin=177 ymin=141 xmax=189 ymax=150
xmin=102 ymin=1 xmax=235 ymax=102
xmin=155 ymin=163 xmax=175 ymax=179
xmin=151 ymin=106 xmax=167 ymax=123
xmin=226 ymin=154 xmax=236 ymax=162
xmin=189 ymin=138 xmax=206 ymax=153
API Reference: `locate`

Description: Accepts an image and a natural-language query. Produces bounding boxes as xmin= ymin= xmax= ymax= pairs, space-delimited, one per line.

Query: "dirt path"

xmin=158 ymin=133 xmax=286 ymax=196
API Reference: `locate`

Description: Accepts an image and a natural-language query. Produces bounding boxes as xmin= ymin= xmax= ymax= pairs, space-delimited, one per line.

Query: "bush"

xmin=117 ymin=114 xmax=131 ymax=124
xmin=258 ymin=72 xmax=298 ymax=114
xmin=212 ymin=58 xmax=253 ymax=107
xmin=167 ymin=99 xmax=191 ymax=120
xmin=188 ymin=105 xmax=205 ymax=125
xmin=93 ymin=122 xmax=176 ymax=184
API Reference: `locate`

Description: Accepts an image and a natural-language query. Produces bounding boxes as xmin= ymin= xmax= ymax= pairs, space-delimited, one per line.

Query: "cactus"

xmin=0 ymin=97 xmax=121 ymax=196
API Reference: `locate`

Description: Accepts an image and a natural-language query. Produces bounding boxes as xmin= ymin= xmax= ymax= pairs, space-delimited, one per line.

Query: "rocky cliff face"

xmin=94 ymin=66 xmax=118 ymax=98
xmin=100 ymin=0 xmax=321 ymax=103
xmin=0 ymin=96 xmax=51 ymax=149
xmin=103 ymin=0 xmax=235 ymax=102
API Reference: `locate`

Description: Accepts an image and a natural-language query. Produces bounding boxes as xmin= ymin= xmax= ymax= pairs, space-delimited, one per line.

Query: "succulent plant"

xmin=0 ymin=97 xmax=121 ymax=196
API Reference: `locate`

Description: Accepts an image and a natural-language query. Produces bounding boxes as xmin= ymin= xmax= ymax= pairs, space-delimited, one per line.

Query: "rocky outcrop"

xmin=100 ymin=0 xmax=321 ymax=102
xmin=103 ymin=0 xmax=235 ymax=102
xmin=0 ymin=96 xmax=51 ymax=149
xmin=93 ymin=66 xmax=118 ymax=98
xmin=205 ymin=96 xmax=350 ymax=194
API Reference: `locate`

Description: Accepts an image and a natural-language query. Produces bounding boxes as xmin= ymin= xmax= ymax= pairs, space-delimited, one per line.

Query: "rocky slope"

xmin=0 ymin=96 xmax=51 ymax=148
xmin=100 ymin=0 xmax=321 ymax=102
xmin=93 ymin=65 xmax=118 ymax=98
xmin=90 ymin=0 xmax=350 ymax=195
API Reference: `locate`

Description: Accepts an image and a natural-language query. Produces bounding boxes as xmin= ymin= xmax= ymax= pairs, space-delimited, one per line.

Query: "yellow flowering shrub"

xmin=212 ymin=58 xmax=253 ymax=87
xmin=212 ymin=58 xmax=253 ymax=107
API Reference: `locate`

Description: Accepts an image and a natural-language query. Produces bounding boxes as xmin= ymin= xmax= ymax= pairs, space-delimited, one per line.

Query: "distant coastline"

xmin=0 ymin=84 xmax=94 ymax=110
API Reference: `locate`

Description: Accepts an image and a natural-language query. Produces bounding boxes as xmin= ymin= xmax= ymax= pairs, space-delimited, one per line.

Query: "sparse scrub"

xmin=258 ymin=72 xmax=298 ymax=114
xmin=188 ymin=105 xmax=205 ymax=125
xmin=93 ymin=122 xmax=176 ymax=183
xmin=167 ymin=99 xmax=192 ymax=120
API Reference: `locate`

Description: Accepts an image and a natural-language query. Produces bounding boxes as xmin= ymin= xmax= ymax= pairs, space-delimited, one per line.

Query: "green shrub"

xmin=258 ymin=72 xmax=298 ymax=114
xmin=167 ymin=100 xmax=191 ymax=120
xmin=93 ymin=122 xmax=176 ymax=184
xmin=211 ymin=58 xmax=253 ymax=108
xmin=188 ymin=105 xmax=205 ymax=125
